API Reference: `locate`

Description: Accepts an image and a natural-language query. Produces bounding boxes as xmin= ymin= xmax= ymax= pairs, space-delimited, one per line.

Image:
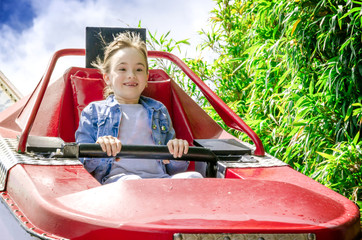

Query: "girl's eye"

xmin=118 ymin=68 xmax=126 ymax=72
xmin=136 ymin=68 xmax=144 ymax=72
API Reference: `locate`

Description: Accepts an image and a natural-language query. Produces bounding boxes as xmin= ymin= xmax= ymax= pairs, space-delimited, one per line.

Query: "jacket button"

xmin=152 ymin=124 xmax=157 ymax=130
xmin=161 ymin=126 xmax=166 ymax=131
xmin=158 ymin=141 xmax=162 ymax=145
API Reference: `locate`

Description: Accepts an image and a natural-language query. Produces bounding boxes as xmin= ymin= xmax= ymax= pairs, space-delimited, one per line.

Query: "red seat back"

xmin=69 ymin=68 xmax=174 ymax=126
xmin=13 ymin=65 xmax=222 ymax=171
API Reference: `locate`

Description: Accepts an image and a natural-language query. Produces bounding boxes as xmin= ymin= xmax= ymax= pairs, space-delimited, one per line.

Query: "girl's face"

xmin=104 ymin=47 xmax=148 ymax=104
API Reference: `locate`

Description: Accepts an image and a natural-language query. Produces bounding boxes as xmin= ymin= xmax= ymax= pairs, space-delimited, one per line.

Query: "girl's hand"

xmin=167 ymin=139 xmax=189 ymax=158
xmin=96 ymin=136 xmax=122 ymax=157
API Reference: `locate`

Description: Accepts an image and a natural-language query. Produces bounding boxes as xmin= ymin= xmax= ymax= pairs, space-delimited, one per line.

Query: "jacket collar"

xmin=105 ymin=95 xmax=164 ymax=111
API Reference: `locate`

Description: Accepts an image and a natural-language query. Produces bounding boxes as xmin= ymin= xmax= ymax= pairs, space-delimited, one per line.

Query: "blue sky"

xmin=0 ymin=0 xmax=215 ymax=95
xmin=1 ymin=0 xmax=35 ymax=31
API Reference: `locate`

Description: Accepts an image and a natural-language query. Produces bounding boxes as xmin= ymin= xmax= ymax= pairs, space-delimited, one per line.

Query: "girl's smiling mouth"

xmin=124 ymin=82 xmax=138 ymax=87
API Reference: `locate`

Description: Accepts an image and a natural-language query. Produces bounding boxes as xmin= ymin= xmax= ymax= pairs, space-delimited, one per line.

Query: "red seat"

xmin=14 ymin=66 xmax=221 ymax=172
xmin=65 ymin=67 xmax=196 ymax=170
xmin=18 ymin=64 xmax=221 ymax=148
xmin=69 ymin=68 xmax=182 ymax=133
xmin=6 ymin=63 xmax=224 ymax=174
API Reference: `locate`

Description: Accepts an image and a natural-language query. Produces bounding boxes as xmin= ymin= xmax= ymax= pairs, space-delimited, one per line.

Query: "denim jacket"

xmin=75 ymin=95 xmax=189 ymax=183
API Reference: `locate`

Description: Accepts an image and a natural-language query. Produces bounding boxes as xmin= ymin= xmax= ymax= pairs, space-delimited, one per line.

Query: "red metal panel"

xmin=3 ymin=164 xmax=360 ymax=239
xmin=226 ymin=166 xmax=361 ymax=240
xmin=16 ymin=49 xmax=86 ymax=152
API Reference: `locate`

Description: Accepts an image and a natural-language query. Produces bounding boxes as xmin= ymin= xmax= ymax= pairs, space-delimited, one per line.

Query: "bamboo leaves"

xmin=191 ymin=0 xmax=362 ymax=221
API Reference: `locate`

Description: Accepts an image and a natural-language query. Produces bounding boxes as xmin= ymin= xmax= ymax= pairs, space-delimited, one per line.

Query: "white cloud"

xmin=0 ymin=0 xmax=215 ymax=95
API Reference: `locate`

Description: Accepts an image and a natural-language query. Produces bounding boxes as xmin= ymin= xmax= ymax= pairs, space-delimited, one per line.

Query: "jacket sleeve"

xmin=166 ymin=160 xmax=189 ymax=175
xmin=75 ymin=104 xmax=102 ymax=174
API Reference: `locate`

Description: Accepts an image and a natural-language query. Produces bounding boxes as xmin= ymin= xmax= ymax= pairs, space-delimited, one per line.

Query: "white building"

xmin=0 ymin=71 xmax=22 ymax=111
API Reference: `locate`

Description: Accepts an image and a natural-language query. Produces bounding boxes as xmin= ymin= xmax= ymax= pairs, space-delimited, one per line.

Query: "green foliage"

xmin=146 ymin=30 xmax=215 ymax=106
xmin=191 ymin=0 xmax=362 ymax=220
xmin=145 ymin=0 xmax=362 ymax=223
xmin=146 ymin=30 xmax=207 ymax=102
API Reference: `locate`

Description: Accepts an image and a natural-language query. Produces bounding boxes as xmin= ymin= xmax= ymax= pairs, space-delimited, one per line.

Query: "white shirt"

xmin=106 ymin=104 xmax=169 ymax=180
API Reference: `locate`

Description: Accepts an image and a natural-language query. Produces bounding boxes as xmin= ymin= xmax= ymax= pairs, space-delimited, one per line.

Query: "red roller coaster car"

xmin=0 ymin=28 xmax=360 ymax=240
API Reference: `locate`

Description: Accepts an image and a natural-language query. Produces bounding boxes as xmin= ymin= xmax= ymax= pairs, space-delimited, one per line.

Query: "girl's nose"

xmin=128 ymin=71 xmax=136 ymax=79
xmin=128 ymin=71 xmax=136 ymax=78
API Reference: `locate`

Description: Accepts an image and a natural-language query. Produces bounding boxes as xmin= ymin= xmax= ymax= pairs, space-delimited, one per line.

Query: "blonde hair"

xmin=92 ymin=32 xmax=149 ymax=98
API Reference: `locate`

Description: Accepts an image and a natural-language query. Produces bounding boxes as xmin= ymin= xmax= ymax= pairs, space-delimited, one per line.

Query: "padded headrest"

xmin=86 ymin=27 xmax=146 ymax=68
xmin=71 ymin=74 xmax=106 ymax=118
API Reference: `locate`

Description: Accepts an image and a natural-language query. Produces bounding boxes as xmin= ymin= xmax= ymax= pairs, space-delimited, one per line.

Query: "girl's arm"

xmin=75 ymin=105 xmax=102 ymax=174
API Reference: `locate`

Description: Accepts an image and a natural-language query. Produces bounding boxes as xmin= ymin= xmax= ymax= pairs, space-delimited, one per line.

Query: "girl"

xmin=75 ymin=32 xmax=202 ymax=184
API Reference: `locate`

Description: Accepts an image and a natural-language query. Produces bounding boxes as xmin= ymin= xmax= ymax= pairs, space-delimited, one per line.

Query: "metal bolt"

xmin=224 ymin=236 xmax=231 ymax=240
xmin=307 ymin=233 xmax=316 ymax=240
xmin=174 ymin=233 xmax=183 ymax=240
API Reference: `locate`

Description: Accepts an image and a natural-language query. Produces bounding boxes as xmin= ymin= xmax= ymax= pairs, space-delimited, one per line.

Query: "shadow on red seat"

xmin=67 ymin=67 xmax=194 ymax=139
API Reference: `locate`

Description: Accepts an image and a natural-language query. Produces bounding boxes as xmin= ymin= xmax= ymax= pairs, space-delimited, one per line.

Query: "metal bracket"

xmin=0 ymin=137 xmax=81 ymax=191
xmin=217 ymin=154 xmax=288 ymax=177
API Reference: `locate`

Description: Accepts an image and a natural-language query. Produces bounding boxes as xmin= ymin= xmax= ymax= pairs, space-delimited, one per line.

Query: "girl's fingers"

xmin=167 ymin=139 xmax=189 ymax=158
xmin=167 ymin=140 xmax=176 ymax=158
xmin=96 ymin=136 xmax=122 ymax=157
xmin=167 ymin=141 xmax=173 ymax=155
xmin=96 ymin=137 xmax=107 ymax=153
xmin=173 ymin=140 xmax=180 ymax=158
xmin=109 ymin=137 xmax=122 ymax=156
xmin=183 ymin=140 xmax=189 ymax=154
